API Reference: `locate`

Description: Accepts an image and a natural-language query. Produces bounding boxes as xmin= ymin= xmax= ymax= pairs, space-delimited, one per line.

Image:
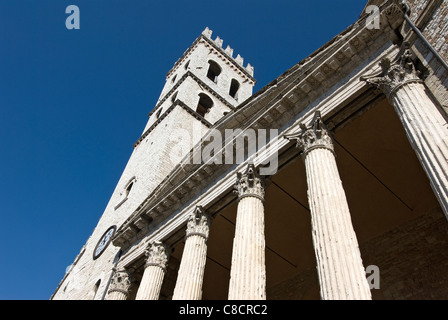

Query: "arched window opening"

xmin=206 ymin=60 xmax=221 ymax=83
xmin=124 ymin=177 xmax=137 ymax=197
xmin=196 ymin=93 xmax=213 ymax=117
xmin=184 ymin=60 xmax=190 ymax=70
xmin=115 ymin=178 xmax=136 ymax=210
xmin=229 ymin=79 xmax=240 ymax=99
xmin=171 ymin=74 xmax=177 ymax=83
xmin=125 ymin=182 xmax=133 ymax=197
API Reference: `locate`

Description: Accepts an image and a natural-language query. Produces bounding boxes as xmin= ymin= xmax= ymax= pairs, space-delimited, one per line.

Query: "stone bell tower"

xmin=146 ymin=26 xmax=256 ymax=129
xmin=51 ymin=27 xmax=256 ymax=300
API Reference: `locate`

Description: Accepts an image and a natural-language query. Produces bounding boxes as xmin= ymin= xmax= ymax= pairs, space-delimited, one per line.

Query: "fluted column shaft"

xmin=172 ymin=207 xmax=211 ymax=300
xmin=228 ymin=164 xmax=266 ymax=300
xmin=392 ymin=82 xmax=448 ymax=215
xmin=286 ymin=112 xmax=372 ymax=300
xmin=107 ymin=291 xmax=127 ymax=300
xmin=106 ymin=269 xmax=133 ymax=300
xmin=362 ymin=44 xmax=448 ymax=218
xmin=305 ymin=147 xmax=372 ymax=299
xmin=135 ymin=241 xmax=169 ymax=300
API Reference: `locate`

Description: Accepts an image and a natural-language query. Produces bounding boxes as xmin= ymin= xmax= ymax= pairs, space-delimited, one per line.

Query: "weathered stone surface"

xmin=135 ymin=242 xmax=169 ymax=300
xmin=287 ymin=113 xmax=372 ymax=300
xmin=107 ymin=269 xmax=133 ymax=300
xmin=172 ymin=207 xmax=211 ymax=300
xmin=228 ymin=165 xmax=266 ymax=300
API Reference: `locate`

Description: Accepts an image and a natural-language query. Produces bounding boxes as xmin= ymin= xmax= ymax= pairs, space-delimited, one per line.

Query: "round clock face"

xmin=93 ymin=226 xmax=116 ymax=260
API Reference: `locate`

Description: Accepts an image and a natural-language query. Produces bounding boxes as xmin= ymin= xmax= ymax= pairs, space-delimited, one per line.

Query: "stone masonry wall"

xmin=421 ymin=1 xmax=448 ymax=61
xmin=267 ymin=208 xmax=448 ymax=300
xmin=405 ymin=0 xmax=448 ymax=116
xmin=360 ymin=208 xmax=448 ymax=300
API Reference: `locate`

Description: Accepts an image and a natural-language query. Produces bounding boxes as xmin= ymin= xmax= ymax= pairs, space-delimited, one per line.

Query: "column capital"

xmin=108 ymin=268 xmax=133 ymax=296
xmin=360 ymin=42 xmax=423 ymax=98
xmin=285 ymin=111 xmax=334 ymax=156
xmin=234 ymin=164 xmax=265 ymax=201
xmin=144 ymin=241 xmax=169 ymax=272
xmin=186 ymin=206 xmax=211 ymax=240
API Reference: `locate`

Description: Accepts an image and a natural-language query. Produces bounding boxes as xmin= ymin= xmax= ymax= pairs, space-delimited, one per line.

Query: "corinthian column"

xmin=172 ymin=206 xmax=211 ymax=300
xmin=286 ymin=112 xmax=371 ymax=300
xmin=107 ymin=268 xmax=133 ymax=300
xmin=228 ymin=164 xmax=266 ymax=300
xmin=135 ymin=241 xmax=169 ymax=300
xmin=361 ymin=42 xmax=448 ymax=219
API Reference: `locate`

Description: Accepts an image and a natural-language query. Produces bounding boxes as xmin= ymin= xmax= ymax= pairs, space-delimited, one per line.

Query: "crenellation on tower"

xmin=225 ymin=45 xmax=234 ymax=57
xmin=199 ymin=27 xmax=255 ymax=77
xmin=214 ymin=36 xmax=223 ymax=48
xmin=235 ymin=54 xmax=244 ymax=66
xmin=246 ymin=63 xmax=254 ymax=76
xmin=202 ymin=26 xmax=213 ymax=38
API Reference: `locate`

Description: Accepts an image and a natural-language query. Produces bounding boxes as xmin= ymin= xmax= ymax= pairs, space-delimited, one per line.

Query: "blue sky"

xmin=0 ymin=0 xmax=366 ymax=300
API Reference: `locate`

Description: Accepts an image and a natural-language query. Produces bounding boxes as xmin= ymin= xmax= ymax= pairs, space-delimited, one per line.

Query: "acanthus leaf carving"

xmin=285 ymin=111 xmax=334 ymax=156
xmin=360 ymin=42 xmax=422 ymax=98
xmin=144 ymin=241 xmax=169 ymax=272
xmin=108 ymin=268 xmax=133 ymax=295
xmin=234 ymin=164 xmax=265 ymax=201
xmin=186 ymin=206 xmax=211 ymax=240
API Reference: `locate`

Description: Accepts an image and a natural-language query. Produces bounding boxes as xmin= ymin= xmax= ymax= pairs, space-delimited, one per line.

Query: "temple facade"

xmin=52 ymin=0 xmax=448 ymax=300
